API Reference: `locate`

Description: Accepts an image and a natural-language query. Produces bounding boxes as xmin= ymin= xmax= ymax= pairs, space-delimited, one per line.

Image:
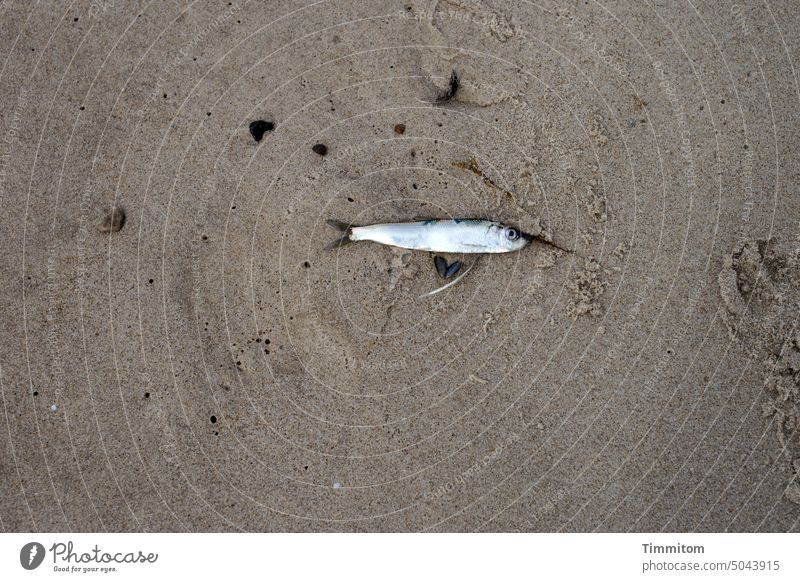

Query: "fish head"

xmin=494 ymin=223 xmax=531 ymax=252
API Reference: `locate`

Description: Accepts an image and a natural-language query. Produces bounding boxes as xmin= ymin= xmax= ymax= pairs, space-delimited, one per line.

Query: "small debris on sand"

xmin=589 ymin=115 xmax=609 ymax=146
xmin=613 ymin=242 xmax=629 ymax=259
xmin=584 ymin=180 xmax=607 ymax=223
xmin=312 ymin=143 xmax=328 ymax=156
xmin=568 ymin=257 xmax=606 ymax=317
xmin=99 ymin=206 xmax=125 ymax=233
xmin=631 ymin=94 xmax=648 ymax=112
xmin=249 ymin=119 xmax=274 ymax=142
xmin=434 ymin=70 xmax=459 ymax=104
xmin=452 ymin=157 xmax=515 ymax=202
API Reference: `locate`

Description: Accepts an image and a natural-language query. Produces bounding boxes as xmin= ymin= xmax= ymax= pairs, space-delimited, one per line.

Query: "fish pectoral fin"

xmin=434 ymin=256 xmax=448 ymax=278
xmin=445 ymin=261 xmax=462 ymax=278
xmin=433 ymin=256 xmax=463 ymax=278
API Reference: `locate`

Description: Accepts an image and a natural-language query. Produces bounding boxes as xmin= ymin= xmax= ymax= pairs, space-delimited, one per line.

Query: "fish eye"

xmin=505 ymin=228 xmax=519 ymax=241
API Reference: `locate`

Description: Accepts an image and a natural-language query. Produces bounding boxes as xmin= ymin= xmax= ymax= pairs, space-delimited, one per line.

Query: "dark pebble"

xmin=394 ymin=123 xmax=406 ymax=134
xmin=312 ymin=143 xmax=328 ymax=156
xmin=249 ymin=120 xmax=275 ymax=142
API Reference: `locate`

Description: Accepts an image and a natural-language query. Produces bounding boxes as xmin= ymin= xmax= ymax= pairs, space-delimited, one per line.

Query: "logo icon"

xmin=20 ymin=542 xmax=45 ymax=570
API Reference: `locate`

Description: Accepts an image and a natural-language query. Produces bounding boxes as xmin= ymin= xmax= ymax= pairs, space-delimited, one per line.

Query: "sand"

xmin=1 ymin=0 xmax=799 ymax=532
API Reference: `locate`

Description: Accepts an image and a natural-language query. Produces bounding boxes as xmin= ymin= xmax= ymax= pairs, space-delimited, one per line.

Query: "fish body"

xmin=327 ymin=219 xmax=530 ymax=253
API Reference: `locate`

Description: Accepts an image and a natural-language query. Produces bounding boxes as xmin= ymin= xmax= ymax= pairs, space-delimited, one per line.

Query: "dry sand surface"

xmin=1 ymin=0 xmax=799 ymax=532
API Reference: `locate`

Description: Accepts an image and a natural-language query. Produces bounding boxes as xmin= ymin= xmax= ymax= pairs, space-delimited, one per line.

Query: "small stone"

xmin=333 ymin=481 xmax=342 ymax=489
xmin=249 ymin=120 xmax=275 ymax=142
xmin=50 ymin=404 xmax=58 ymax=412
xmin=312 ymin=143 xmax=328 ymax=156
xmin=394 ymin=123 xmax=406 ymax=134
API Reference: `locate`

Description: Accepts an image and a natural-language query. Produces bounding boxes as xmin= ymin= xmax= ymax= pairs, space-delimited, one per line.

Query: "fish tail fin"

xmin=325 ymin=219 xmax=355 ymax=249
xmin=326 ymin=219 xmax=351 ymax=232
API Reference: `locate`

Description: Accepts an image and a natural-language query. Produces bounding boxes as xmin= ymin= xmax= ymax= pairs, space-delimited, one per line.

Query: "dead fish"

xmin=326 ymin=218 xmax=531 ymax=254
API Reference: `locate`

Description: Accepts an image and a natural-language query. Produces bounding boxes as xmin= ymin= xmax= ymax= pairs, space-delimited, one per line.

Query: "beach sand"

xmin=1 ymin=0 xmax=799 ymax=531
